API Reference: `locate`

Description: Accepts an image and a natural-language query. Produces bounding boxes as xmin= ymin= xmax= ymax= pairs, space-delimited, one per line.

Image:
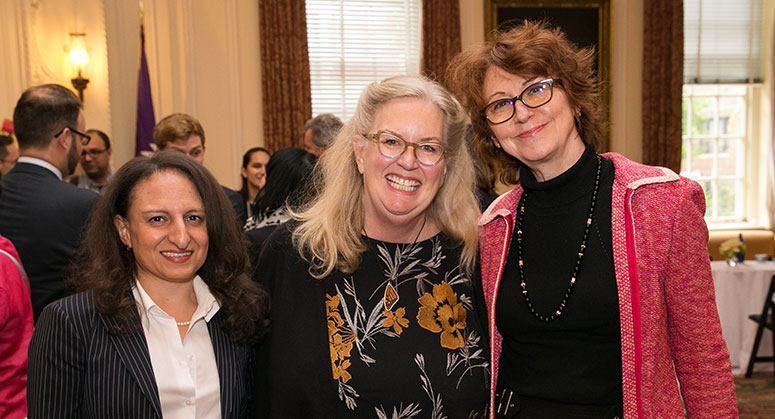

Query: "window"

xmin=305 ymin=0 xmax=421 ymax=120
xmin=681 ymin=84 xmax=749 ymax=222
xmin=682 ymin=0 xmax=770 ymax=227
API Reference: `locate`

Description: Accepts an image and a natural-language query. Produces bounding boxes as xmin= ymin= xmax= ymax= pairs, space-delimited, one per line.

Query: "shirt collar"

xmin=17 ymin=156 xmax=63 ymax=180
xmin=132 ymin=275 xmax=221 ymax=328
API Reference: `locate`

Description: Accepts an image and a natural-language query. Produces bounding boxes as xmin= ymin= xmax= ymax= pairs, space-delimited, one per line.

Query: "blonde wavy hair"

xmin=292 ymin=75 xmax=479 ymax=279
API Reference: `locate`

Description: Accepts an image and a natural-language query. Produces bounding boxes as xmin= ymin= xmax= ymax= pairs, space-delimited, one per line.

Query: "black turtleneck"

xmin=496 ymin=146 xmax=622 ymax=406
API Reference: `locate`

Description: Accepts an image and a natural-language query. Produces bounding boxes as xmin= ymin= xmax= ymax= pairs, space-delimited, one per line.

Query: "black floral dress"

xmin=323 ymin=234 xmax=490 ymax=418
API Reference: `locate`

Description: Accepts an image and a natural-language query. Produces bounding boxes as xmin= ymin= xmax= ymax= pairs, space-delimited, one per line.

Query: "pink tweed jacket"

xmin=479 ymin=153 xmax=737 ymax=418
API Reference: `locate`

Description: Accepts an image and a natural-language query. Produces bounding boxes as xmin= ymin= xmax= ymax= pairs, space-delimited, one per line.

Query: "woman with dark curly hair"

xmin=27 ymin=151 xmax=270 ymax=419
xmin=446 ymin=20 xmax=736 ymax=418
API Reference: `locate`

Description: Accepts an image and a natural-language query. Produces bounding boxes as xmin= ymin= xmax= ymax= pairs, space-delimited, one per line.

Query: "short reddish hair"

xmin=446 ymin=20 xmax=604 ymax=184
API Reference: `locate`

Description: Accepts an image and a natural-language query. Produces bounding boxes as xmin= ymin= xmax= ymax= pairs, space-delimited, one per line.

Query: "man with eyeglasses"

xmin=0 ymin=84 xmax=98 ymax=321
xmin=69 ymin=129 xmax=114 ymax=193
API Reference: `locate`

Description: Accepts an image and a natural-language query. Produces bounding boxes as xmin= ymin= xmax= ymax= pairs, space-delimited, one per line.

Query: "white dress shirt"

xmin=133 ymin=276 xmax=222 ymax=419
xmin=17 ymin=156 xmax=63 ymax=180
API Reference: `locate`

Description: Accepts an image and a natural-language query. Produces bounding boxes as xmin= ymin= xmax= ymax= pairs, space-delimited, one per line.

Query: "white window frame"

xmin=681 ymin=84 xmax=755 ymax=225
xmin=682 ymin=0 xmax=772 ymax=230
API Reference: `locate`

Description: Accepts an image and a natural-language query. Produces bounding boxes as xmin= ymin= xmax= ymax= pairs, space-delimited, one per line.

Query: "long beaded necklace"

xmin=515 ymin=154 xmax=602 ymax=323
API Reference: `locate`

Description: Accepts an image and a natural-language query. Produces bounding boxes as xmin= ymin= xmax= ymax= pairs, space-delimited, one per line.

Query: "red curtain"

xmin=259 ymin=1 xmax=312 ymax=152
xmin=421 ymin=0 xmax=461 ymax=83
xmin=641 ymin=0 xmax=683 ymax=172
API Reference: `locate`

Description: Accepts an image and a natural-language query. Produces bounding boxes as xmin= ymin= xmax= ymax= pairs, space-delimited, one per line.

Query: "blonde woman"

xmin=254 ymin=75 xmax=489 ymax=418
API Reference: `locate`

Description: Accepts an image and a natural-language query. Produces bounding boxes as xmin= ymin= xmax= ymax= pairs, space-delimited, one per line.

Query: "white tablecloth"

xmin=711 ymin=260 xmax=775 ymax=375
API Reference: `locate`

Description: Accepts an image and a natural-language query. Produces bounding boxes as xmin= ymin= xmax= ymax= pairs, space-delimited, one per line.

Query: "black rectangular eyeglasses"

xmin=54 ymin=127 xmax=91 ymax=145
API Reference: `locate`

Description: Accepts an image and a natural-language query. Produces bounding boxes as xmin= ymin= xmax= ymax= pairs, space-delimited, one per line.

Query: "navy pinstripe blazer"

xmin=27 ymin=291 xmax=254 ymax=419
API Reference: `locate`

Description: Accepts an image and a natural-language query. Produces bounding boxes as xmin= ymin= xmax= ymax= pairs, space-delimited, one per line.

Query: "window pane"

xmin=716 ymin=138 xmax=741 ymax=176
xmin=701 ymin=180 xmax=714 ymax=217
xmin=716 ymin=179 xmax=737 ymax=217
xmin=718 ymin=97 xmax=745 ymax=136
xmin=681 ymin=83 xmax=750 ymax=224
xmin=690 ymin=97 xmax=716 ymax=135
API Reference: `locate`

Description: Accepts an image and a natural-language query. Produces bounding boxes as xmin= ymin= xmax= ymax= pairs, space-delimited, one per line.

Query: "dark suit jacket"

xmin=27 ymin=291 xmax=255 ymax=419
xmin=222 ymin=185 xmax=248 ymax=227
xmin=0 ymin=162 xmax=97 ymax=320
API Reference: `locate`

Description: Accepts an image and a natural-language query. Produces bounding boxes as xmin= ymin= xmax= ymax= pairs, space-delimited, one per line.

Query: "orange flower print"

xmin=326 ymin=294 xmax=345 ymax=334
xmin=326 ymin=293 xmax=355 ymax=383
xmin=382 ymin=307 xmax=410 ymax=335
xmin=332 ymin=359 xmax=352 ymax=383
xmin=417 ymin=281 xmax=467 ymax=349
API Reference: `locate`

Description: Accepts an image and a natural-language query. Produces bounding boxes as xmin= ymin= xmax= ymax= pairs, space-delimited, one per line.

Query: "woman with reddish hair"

xmin=446 ymin=20 xmax=736 ymax=418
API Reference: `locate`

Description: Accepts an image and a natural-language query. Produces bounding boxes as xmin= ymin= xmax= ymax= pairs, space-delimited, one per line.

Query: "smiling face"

xmin=353 ymin=97 xmax=446 ymax=240
xmin=241 ymin=150 xmax=270 ymax=191
xmin=114 ymin=170 xmax=208 ymax=287
xmin=483 ymin=66 xmax=585 ymax=181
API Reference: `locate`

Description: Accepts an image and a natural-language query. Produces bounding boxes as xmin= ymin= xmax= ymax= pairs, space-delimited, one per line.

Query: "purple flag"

xmin=135 ymin=24 xmax=155 ymax=156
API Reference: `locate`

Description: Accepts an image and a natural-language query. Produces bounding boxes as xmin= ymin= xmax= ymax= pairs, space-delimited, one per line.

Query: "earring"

xmin=492 ymin=138 xmax=502 ymax=149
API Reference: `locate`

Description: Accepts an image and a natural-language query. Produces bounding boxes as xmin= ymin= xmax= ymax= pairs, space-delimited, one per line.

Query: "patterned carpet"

xmin=736 ymin=372 xmax=775 ymax=418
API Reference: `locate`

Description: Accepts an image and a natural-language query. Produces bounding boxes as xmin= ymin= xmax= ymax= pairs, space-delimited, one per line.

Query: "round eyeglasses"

xmin=481 ymin=78 xmax=554 ymax=125
xmin=363 ymin=131 xmax=446 ymax=166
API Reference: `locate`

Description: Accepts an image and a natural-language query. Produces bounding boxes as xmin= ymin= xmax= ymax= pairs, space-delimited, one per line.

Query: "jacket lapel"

xmin=208 ymin=312 xmax=237 ymax=419
xmin=99 ymin=312 xmax=163 ymax=418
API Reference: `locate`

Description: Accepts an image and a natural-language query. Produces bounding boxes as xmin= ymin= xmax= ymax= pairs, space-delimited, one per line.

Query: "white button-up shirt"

xmin=133 ymin=276 xmax=222 ymax=419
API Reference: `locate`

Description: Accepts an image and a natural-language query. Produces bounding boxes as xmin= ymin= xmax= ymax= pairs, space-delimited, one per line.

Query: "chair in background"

xmin=745 ymin=274 xmax=775 ymax=382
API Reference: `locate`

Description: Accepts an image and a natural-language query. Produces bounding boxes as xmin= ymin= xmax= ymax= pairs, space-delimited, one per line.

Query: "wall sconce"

xmin=69 ymin=32 xmax=89 ymax=102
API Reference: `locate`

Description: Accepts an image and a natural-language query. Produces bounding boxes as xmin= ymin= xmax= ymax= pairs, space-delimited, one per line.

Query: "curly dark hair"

xmin=445 ymin=20 xmax=605 ymax=185
xmin=72 ymin=151 xmax=270 ymax=342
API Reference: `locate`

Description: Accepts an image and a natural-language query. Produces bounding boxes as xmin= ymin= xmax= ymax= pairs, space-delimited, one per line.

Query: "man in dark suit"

xmin=0 ymin=84 xmax=98 ymax=321
xmin=152 ymin=113 xmax=247 ymax=226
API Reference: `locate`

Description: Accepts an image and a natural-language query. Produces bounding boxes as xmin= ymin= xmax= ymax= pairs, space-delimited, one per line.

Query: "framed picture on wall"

xmin=484 ymin=0 xmax=611 ymax=150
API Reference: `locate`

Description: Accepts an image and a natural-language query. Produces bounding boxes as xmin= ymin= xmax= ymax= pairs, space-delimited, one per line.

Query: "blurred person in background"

xmin=302 ymin=113 xmax=343 ymax=157
xmin=238 ymin=146 xmax=271 ymax=219
xmin=0 ymin=84 xmax=97 ymax=321
xmin=69 ymin=129 xmax=113 ymax=193
xmin=0 ymin=135 xmax=19 ymax=175
xmin=154 ymin=113 xmax=248 ymax=226
xmin=243 ymin=147 xmax=316 ymax=264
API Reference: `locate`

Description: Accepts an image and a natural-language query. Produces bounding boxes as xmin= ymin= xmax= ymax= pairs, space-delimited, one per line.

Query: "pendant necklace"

xmin=374 ymin=214 xmax=426 ymax=312
xmin=515 ymin=155 xmax=601 ymax=323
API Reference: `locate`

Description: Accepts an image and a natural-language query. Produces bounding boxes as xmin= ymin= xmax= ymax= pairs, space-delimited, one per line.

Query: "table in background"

xmin=711 ymin=260 xmax=775 ymax=375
